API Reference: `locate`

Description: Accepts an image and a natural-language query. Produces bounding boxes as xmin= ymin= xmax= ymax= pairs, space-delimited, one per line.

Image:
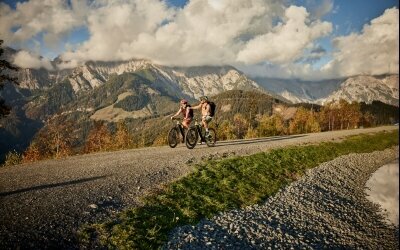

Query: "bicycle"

xmin=185 ymin=118 xmax=216 ymax=149
xmin=167 ymin=118 xmax=186 ymax=148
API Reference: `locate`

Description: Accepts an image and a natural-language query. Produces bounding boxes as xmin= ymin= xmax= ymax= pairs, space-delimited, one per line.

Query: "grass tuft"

xmin=78 ymin=130 xmax=399 ymax=249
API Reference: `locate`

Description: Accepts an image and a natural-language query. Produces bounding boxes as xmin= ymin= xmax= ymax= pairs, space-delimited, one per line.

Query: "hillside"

xmin=210 ymin=89 xmax=284 ymax=123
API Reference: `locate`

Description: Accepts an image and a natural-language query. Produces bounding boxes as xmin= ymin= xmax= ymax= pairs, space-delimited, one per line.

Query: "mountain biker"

xmin=170 ymin=99 xmax=193 ymax=129
xmin=190 ymin=96 xmax=213 ymax=137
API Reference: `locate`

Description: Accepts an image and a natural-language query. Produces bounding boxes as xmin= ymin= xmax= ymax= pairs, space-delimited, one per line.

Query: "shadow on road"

xmin=214 ymin=134 xmax=307 ymax=147
xmin=0 ymin=175 xmax=109 ymax=197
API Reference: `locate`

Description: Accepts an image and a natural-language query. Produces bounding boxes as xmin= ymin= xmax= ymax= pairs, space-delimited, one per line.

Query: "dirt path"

xmin=0 ymin=126 xmax=397 ymax=249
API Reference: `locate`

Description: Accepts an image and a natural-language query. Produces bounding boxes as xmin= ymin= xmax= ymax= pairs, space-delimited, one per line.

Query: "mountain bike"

xmin=167 ymin=118 xmax=186 ymax=148
xmin=185 ymin=119 xmax=216 ymax=149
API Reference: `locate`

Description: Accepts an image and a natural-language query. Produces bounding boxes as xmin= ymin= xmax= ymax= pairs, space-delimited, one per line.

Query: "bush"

xmin=2 ymin=150 xmax=22 ymax=167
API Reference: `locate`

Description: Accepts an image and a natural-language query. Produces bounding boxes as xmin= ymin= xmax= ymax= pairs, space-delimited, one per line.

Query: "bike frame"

xmin=194 ymin=120 xmax=206 ymax=142
xmin=177 ymin=122 xmax=185 ymax=138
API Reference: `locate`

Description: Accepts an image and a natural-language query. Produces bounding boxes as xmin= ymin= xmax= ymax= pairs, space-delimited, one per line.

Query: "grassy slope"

xmin=79 ymin=130 xmax=399 ymax=249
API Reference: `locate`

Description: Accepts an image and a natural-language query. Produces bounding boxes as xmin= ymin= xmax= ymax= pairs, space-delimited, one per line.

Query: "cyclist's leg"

xmin=182 ymin=118 xmax=191 ymax=129
xmin=203 ymin=116 xmax=212 ymax=137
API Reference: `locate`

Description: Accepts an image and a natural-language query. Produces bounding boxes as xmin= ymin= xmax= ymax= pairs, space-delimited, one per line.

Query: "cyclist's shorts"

xmin=202 ymin=115 xmax=213 ymax=123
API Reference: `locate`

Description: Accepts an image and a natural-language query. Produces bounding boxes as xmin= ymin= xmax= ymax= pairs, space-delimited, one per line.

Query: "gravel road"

xmin=0 ymin=126 xmax=397 ymax=249
xmin=165 ymin=147 xmax=399 ymax=249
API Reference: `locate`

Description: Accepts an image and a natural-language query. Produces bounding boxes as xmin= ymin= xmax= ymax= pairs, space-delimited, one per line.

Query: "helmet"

xmin=180 ymin=99 xmax=188 ymax=105
xmin=200 ymin=96 xmax=208 ymax=101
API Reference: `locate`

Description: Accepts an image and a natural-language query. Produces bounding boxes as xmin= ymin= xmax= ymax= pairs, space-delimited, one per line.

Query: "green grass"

xmin=78 ymin=130 xmax=399 ymax=249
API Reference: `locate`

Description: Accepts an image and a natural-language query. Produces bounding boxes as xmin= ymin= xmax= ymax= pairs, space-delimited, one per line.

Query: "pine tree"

xmin=0 ymin=39 xmax=19 ymax=118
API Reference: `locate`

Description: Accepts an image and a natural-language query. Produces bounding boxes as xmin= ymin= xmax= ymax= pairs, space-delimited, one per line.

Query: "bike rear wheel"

xmin=205 ymin=128 xmax=217 ymax=147
xmin=185 ymin=127 xmax=198 ymax=149
xmin=167 ymin=127 xmax=179 ymax=148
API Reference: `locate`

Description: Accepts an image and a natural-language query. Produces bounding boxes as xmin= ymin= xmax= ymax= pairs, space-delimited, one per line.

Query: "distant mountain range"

xmin=254 ymin=74 xmax=399 ymax=106
xmin=0 ymin=48 xmax=398 ymax=162
xmin=4 ymin=47 xmax=399 ymax=108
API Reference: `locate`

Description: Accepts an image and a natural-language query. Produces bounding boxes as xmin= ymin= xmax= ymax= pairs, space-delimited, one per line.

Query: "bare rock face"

xmin=13 ymin=57 xmax=262 ymax=99
xmin=318 ymin=75 xmax=399 ymax=106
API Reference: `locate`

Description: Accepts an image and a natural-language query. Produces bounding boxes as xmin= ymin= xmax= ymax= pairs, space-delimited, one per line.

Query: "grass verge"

xmin=78 ymin=130 xmax=399 ymax=249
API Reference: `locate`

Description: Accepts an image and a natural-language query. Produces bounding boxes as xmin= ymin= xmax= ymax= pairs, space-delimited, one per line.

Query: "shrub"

xmin=2 ymin=150 xmax=22 ymax=167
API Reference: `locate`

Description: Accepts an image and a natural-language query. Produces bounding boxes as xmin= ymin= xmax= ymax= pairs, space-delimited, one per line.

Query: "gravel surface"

xmin=0 ymin=126 xmax=397 ymax=249
xmin=164 ymin=147 xmax=399 ymax=250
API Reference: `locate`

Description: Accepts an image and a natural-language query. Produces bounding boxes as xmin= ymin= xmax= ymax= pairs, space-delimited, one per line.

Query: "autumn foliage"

xmin=6 ymin=98 xmax=395 ymax=166
xmin=22 ymin=120 xmax=74 ymax=163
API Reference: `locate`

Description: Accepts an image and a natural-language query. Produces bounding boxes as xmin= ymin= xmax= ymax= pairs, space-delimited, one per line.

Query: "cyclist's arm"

xmin=190 ymin=103 xmax=202 ymax=110
xmin=171 ymin=109 xmax=182 ymax=118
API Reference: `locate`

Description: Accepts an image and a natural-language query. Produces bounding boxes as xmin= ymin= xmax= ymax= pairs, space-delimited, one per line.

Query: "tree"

xmin=257 ymin=114 xmax=286 ymax=137
xmin=244 ymin=125 xmax=258 ymax=139
xmin=233 ymin=113 xmax=249 ymax=139
xmin=22 ymin=142 xmax=41 ymax=163
xmin=289 ymin=107 xmax=309 ymax=134
xmin=305 ymin=112 xmax=321 ymax=133
xmin=114 ymin=121 xmax=132 ymax=149
xmin=84 ymin=122 xmax=113 ymax=153
xmin=361 ymin=111 xmax=377 ymax=127
xmin=0 ymin=39 xmax=19 ymax=118
xmin=22 ymin=120 xmax=75 ymax=161
xmin=217 ymin=120 xmax=236 ymax=140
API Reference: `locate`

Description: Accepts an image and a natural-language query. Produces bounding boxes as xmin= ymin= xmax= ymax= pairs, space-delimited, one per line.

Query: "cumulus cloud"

xmin=0 ymin=0 xmax=86 ymax=47
xmin=13 ymin=50 xmax=54 ymax=70
xmin=1 ymin=0 xmax=332 ymax=72
xmin=62 ymin=0 xmax=287 ymax=66
xmin=322 ymin=7 xmax=399 ymax=77
xmin=3 ymin=0 xmax=397 ymax=80
xmin=62 ymin=0 xmax=175 ymax=62
xmin=237 ymin=5 xmax=332 ymax=64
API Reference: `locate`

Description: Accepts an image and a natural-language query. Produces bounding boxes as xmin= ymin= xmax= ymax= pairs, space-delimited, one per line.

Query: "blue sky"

xmin=1 ymin=0 xmax=398 ymax=80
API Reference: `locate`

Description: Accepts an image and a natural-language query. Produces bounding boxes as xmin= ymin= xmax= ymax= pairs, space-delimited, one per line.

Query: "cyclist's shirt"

xmin=181 ymin=105 xmax=193 ymax=120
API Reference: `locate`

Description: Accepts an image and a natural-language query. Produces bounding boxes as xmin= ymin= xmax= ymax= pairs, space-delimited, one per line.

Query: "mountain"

xmin=1 ymin=48 xmax=398 ymax=162
xmin=254 ymin=74 xmax=399 ymax=106
xmin=7 ymin=51 xmax=263 ymax=100
xmin=317 ymin=75 xmax=399 ymax=106
xmin=253 ymin=77 xmax=343 ymax=103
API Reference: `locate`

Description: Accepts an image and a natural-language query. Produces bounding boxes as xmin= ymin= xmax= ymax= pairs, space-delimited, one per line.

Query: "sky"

xmin=0 ymin=0 xmax=398 ymax=80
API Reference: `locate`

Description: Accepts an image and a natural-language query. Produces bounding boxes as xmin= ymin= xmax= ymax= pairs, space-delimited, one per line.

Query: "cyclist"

xmin=170 ymin=99 xmax=193 ymax=129
xmin=190 ymin=96 xmax=213 ymax=137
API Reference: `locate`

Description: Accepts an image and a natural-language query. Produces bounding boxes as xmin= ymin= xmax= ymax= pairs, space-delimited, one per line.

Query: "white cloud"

xmin=62 ymin=0 xmax=175 ymax=63
xmin=2 ymin=0 xmax=397 ymax=80
xmin=1 ymin=0 xmax=331 ymax=72
xmin=322 ymin=7 xmax=399 ymax=77
xmin=237 ymin=5 xmax=332 ymax=64
xmin=62 ymin=0 xmax=286 ymax=66
xmin=0 ymin=0 xmax=85 ymax=48
xmin=13 ymin=50 xmax=54 ymax=70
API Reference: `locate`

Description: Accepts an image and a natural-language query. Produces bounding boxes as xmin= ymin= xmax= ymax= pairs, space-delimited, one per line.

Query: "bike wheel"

xmin=185 ymin=127 xmax=198 ymax=149
xmin=167 ymin=127 xmax=179 ymax=148
xmin=205 ymin=128 xmax=217 ymax=147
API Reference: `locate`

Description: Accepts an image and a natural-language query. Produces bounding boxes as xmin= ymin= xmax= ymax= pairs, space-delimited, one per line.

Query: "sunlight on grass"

xmin=78 ymin=130 xmax=399 ymax=249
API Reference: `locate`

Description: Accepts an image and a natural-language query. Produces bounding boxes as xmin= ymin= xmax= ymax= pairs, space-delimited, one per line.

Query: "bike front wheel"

xmin=185 ymin=127 xmax=198 ymax=149
xmin=168 ymin=127 xmax=179 ymax=148
xmin=205 ymin=128 xmax=217 ymax=147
